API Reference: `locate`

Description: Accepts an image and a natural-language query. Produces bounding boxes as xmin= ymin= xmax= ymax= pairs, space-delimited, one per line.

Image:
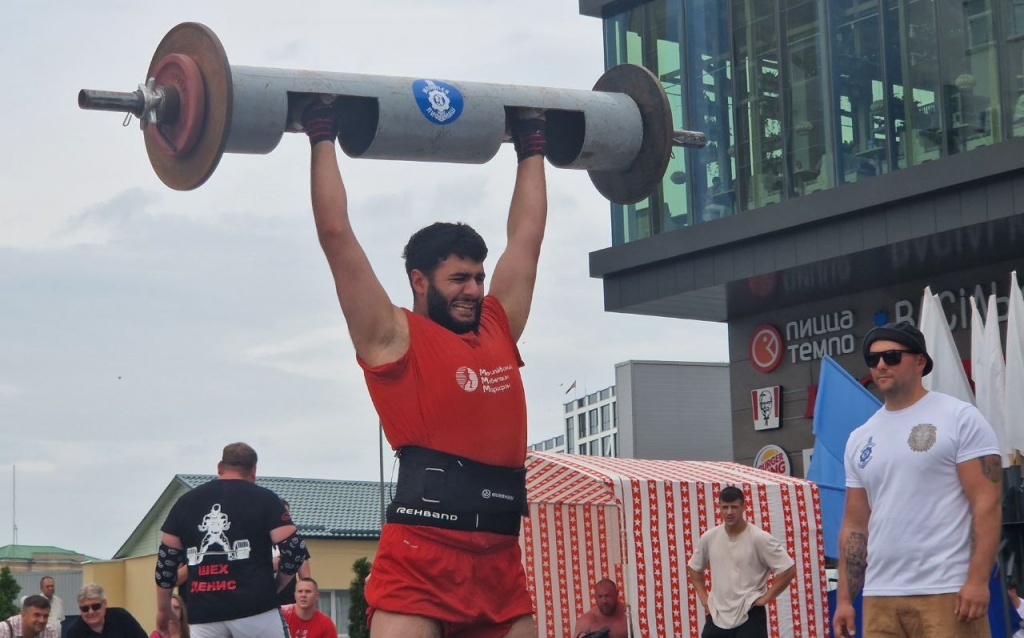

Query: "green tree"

xmin=347 ymin=557 xmax=371 ymax=638
xmin=0 ymin=566 xmax=21 ymax=618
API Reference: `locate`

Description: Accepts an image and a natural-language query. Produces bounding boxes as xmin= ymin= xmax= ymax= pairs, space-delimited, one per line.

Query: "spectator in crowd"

xmin=688 ymin=486 xmax=795 ymax=638
xmin=0 ymin=595 xmax=58 ymax=638
xmin=149 ymin=595 xmax=188 ymax=638
xmin=38 ymin=577 xmax=64 ymax=631
xmin=280 ymin=579 xmax=336 ymax=638
xmin=67 ymin=584 xmax=146 ymax=638
xmin=573 ymin=579 xmax=628 ymax=638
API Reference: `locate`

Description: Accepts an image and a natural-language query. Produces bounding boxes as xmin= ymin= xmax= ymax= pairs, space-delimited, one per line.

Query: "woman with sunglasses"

xmin=149 ymin=595 xmax=189 ymax=638
xmin=67 ymin=584 xmax=147 ymax=638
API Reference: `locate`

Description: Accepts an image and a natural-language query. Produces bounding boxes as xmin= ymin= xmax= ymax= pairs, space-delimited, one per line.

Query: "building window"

xmin=599 ymin=0 xmax=1011 ymax=242
xmin=600 ymin=404 xmax=611 ymax=431
xmin=589 ymin=409 xmax=599 ymax=435
xmin=317 ymin=589 xmax=350 ymax=635
xmin=578 ymin=414 xmax=587 ymax=439
xmin=579 ymin=444 xmax=587 ymax=454
xmin=602 ymin=435 xmax=613 ymax=457
xmin=589 ymin=440 xmax=600 ymax=455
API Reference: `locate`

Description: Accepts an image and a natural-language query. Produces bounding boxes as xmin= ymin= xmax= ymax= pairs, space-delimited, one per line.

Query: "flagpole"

xmin=12 ymin=465 xmax=16 ymax=546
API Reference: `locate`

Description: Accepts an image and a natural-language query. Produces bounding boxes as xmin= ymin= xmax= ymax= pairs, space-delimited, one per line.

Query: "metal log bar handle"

xmin=79 ymin=22 xmax=705 ymax=204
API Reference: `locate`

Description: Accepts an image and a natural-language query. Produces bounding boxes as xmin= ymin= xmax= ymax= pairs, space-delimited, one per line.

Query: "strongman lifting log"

xmin=78 ymin=22 xmax=705 ymax=204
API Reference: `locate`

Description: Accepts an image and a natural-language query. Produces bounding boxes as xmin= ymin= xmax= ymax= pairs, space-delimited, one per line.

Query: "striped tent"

xmin=520 ymin=453 xmax=827 ymax=638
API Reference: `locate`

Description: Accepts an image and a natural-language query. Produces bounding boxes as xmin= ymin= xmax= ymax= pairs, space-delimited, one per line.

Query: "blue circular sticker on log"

xmin=412 ymin=79 xmax=463 ymax=125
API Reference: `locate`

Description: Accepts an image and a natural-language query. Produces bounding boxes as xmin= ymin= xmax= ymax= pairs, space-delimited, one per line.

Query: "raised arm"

xmin=305 ymin=100 xmax=409 ymax=367
xmin=955 ymin=453 xmax=1002 ymax=621
xmin=488 ymin=113 xmax=548 ymax=341
xmin=834 ymin=487 xmax=870 ymax=638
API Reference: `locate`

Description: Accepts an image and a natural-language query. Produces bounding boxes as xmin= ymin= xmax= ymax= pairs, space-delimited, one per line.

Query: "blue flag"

xmin=807 ymin=355 xmax=881 ymax=559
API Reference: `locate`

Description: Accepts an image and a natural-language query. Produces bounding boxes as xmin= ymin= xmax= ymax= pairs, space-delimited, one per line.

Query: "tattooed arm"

xmin=834 ymin=487 xmax=870 ymax=638
xmin=955 ymin=454 xmax=1002 ymax=622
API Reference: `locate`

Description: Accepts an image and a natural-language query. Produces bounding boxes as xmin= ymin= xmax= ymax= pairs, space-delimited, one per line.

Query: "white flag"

xmin=1005 ymin=272 xmax=1024 ymax=455
xmin=919 ymin=286 xmax=974 ymax=404
xmin=971 ymin=296 xmax=985 ymax=399
xmin=974 ymin=295 xmax=1008 ymax=465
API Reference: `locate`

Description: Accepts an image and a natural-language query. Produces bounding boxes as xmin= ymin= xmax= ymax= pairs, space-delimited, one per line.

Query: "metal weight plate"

xmin=143 ymin=23 xmax=232 ymax=191
xmin=148 ymin=53 xmax=206 ymax=158
xmin=589 ymin=64 xmax=673 ymax=205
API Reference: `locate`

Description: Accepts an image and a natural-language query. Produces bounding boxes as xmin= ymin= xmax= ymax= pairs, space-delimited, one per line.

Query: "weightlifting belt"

xmin=386 ymin=446 xmax=528 ymax=536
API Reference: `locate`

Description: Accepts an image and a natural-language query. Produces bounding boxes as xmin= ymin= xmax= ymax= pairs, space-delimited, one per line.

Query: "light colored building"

xmin=527 ymin=434 xmax=566 ymax=454
xmin=533 ymin=361 xmax=732 ymax=461
xmin=563 ymin=385 xmax=618 ymax=457
xmin=0 ymin=545 xmax=96 ymax=573
xmin=615 ymin=360 xmax=732 ymax=461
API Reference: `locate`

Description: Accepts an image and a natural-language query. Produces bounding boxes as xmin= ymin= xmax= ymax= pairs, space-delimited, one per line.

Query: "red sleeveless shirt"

xmin=359 ymin=296 xmax=527 ymax=468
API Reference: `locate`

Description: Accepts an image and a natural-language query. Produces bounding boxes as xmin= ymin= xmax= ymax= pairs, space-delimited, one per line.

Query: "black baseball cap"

xmin=863 ymin=321 xmax=934 ymax=376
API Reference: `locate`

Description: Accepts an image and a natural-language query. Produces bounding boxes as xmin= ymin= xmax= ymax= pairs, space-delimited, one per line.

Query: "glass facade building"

xmin=597 ymin=0 xmax=1024 ymax=244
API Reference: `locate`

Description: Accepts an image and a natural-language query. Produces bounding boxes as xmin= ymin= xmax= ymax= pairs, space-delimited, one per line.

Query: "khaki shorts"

xmin=863 ymin=593 xmax=990 ymax=638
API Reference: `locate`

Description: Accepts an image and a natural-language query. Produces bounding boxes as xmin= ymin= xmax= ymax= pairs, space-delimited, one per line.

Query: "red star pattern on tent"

xmin=522 ymin=454 xmax=826 ymax=637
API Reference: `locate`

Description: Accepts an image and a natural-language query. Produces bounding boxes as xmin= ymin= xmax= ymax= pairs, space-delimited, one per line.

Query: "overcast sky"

xmin=0 ymin=1 xmax=727 ymax=559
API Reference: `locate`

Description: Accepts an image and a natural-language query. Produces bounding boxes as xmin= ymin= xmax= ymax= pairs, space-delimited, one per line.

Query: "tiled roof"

xmin=0 ymin=544 xmax=99 ymax=561
xmin=176 ymin=475 xmax=395 ymax=540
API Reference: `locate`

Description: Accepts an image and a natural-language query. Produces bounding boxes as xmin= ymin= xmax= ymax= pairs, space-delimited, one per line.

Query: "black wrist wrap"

xmin=512 ymin=118 xmax=546 ymax=162
xmin=303 ymin=101 xmax=337 ymax=147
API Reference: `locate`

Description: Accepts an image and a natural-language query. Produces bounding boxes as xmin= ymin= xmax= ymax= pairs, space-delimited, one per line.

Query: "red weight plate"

xmin=146 ymin=53 xmax=206 ymax=157
xmin=144 ymin=22 xmax=232 ymax=191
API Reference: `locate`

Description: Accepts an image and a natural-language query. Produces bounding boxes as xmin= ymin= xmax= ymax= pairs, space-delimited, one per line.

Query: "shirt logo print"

xmin=908 ymin=424 xmax=937 ymax=452
xmin=455 ymin=366 xmax=479 ymax=392
xmin=858 ymin=436 xmax=876 ymax=469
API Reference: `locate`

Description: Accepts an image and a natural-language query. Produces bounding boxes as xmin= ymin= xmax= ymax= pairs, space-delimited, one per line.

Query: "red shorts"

xmin=366 ymin=523 xmax=534 ymax=636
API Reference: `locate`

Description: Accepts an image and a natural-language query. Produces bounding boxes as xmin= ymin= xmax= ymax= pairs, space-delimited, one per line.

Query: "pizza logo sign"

xmin=749 ymin=324 xmax=783 ymax=373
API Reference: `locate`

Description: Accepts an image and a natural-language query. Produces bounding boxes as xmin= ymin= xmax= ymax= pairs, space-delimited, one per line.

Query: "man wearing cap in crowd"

xmin=833 ymin=322 xmax=1001 ymax=638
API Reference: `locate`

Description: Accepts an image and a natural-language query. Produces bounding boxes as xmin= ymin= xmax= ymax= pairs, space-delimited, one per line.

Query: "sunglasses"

xmin=865 ymin=349 xmax=916 ymax=368
xmin=79 ymin=603 xmax=103 ymax=613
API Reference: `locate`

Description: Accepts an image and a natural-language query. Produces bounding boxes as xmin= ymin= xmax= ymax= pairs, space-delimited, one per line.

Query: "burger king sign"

xmin=754 ymin=445 xmax=791 ymax=475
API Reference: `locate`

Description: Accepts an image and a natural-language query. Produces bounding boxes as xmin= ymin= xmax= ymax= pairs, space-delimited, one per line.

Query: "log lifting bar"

xmin=78 ymin=22 xmax=706 ymax=204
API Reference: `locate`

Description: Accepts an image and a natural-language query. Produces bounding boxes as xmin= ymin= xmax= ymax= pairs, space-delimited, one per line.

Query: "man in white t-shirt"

xmin=38 ymin=577 xmax=64 ymax=632
xmin=834 ymin=321 xmax=1001 ymax=638
xmin=687 ymin=486 xmax=795 ymax=637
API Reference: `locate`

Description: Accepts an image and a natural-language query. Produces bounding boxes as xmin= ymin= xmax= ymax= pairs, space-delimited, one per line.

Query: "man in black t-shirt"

xmin=154 ymin=443 xmax=307 ymax=638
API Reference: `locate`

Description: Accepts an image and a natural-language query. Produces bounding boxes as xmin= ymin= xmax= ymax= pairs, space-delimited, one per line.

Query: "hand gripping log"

xmin=79 ymin=22 xmax=705 ymax=204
